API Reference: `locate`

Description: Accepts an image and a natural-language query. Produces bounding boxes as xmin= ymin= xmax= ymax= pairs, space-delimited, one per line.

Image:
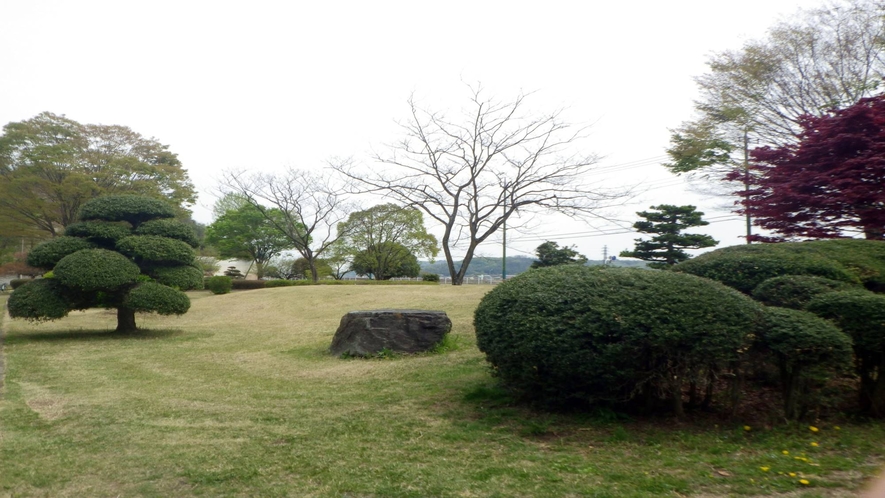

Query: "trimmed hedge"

xmin=758 ymin=306 xmax=853 ymax=419
xmin=26 ymin=236 xmax=95 ymax=270
xmin=151 ymin=265 xmax=204 ymax=291
xmin=473 ymin=266 xmax=763 ymax=409
xmin=802 ymin=239 xmax=885 ymax=292
xmin=10 ymin=278 xmax=33 ymax=290
xmin=232 ymin=279 xmax=266 ymax=290
xmin=54 ymin=249 xmax=141 ymax=292
xmin=263 ymin=279 xmax=435 ymax=287
xmin=78 ymin=195 xmax=176 ymax=226
xmin=752 ymin=275 xmax=856 ymax=309
xmin=116 ymin=235 xmax=194 ymax=265
xmin=206 ymin=276 xmax=232 ymax=294
xmin=124 ymin=282 xmax=190 ymax=315
xmin=421 ymin=273 xmax=441 ymax=282
xmin=135 ymin=219 xmax=199 ymax=248
xmin=6 ymin=279 xmax=72 ymax=321
xmin=806 ymin=290 xmax=885 ymax=417
xmin=64 ymin=221 xmax=133 ymax=247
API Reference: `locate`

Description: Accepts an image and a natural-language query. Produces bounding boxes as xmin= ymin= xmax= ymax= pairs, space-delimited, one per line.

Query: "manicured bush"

xmin=752 ymin=275 xmax=856 ymax=309
xmin=124 ymin=282 xmax=190 ymax=315
xmin=151 ymin=265 xmax=204 ymax=291
xmin=10 ymin=278 xmax=33 ymax=290
xmin=231 ymin=279 xmax=266 ymax=290
xmin=6 ymin=279 xmax=94 ymax=321
xmin=758 ymin=306 xmax=853 ymax=419
xmin=135 ymin=219 xmax=199 ymax=248
xmin=26 ymin=236 xmax=95 ymax=270
xmin=206 ymin=276 xmax=232 ymax=294
xmin=264 ymin=279 xmax=298 ymax=288
xmin=421 ymin=273 xmax=441 ymax=282
xmin=64 ymin=221 xmax=133 ymax=247
xmin=78 ymin=194 xmax=175 ymax=226
xmin=801 ymin=239 xmax=885 ymax=293
xmin=54 ymin=249 xmax=141 ymax=292
xmin=473 ymin=265 xmax=763 ymax=411
xmin=806 ymin=290 xmax=885 ymax=416
xmin=116 ymin=235 xmax=194 ymax=265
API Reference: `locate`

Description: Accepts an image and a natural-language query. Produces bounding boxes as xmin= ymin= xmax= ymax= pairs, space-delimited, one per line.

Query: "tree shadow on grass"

xmin=2 ymin=328 xmax=209 ymax=345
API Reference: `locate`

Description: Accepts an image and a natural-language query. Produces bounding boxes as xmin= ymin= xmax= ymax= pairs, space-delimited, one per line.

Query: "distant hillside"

xmin=419 ymin=256 xmax=646 ymax=277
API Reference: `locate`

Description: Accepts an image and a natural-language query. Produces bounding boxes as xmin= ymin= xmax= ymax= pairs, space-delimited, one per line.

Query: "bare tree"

xmin=336 ymin=87 xmax=628 ymax=285
xmin=218 ymin=168 xmax=353 ymax=282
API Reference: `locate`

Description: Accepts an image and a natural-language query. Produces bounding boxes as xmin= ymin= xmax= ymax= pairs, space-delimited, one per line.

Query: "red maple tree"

xmin=734 ymin=94 xmax=885 ymax=241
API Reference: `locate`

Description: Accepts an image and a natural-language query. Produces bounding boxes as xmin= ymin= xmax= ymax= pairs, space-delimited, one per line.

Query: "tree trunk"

xmin=116 ymin=307 xmax=137 ymax=333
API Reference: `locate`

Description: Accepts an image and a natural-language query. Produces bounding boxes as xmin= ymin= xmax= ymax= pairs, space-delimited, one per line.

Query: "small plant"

xmin=206 ymin=276 xmax=233 ymax=295
xmin=421 ymin=273 xmax=441 ymax=282
xmin=223 ymin=266 xmax=245 ymax=279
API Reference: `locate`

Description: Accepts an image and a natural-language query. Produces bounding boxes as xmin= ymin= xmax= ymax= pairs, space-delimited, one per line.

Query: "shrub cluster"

xmin=78 ymin=195 xmax=176 ymax=226
xmin=151 ymin=265 xmax=204 ymax=291
xmin=421 ymin=273 xmax=441 ymax=282
xmin=10 ymin=278 xmax=33 ymax=290
xmin=124 ymin=282 xmax=190 ymax=315
xmin=232 ymin=279 xmax=266 ymax=290
xmin=54 ymin=249 xmax=141 ymax=292
xmin=26 ymin=236 xmax=95 ymax=270
xmin=206 ymin=276 xmax=232 ymax=294
xmin=474 ymin=266 xmax=762 ymax=411
xmin=6 ymin=279 xmax=72 ymax=321
xmin=135 ymin=219 xmax=199 ymax=248
xmin=752 ymin=275 xmax=856 ymax=309
xmin=64 ymin=221 xmax=133 ymax=247
xmin=116 ymin=235 xmax=195 ymax=265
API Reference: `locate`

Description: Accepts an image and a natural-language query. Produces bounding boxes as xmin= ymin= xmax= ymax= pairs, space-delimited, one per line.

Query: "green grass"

xmin=1 ymin=287 xmax=884 ymax=497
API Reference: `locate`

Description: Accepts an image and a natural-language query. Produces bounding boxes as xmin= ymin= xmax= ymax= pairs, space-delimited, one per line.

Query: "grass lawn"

xmin=1 ymin=286 xmax=884 ymax=497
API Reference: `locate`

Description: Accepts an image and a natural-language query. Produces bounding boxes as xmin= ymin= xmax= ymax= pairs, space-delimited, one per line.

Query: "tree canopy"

xmin=0 ymin=112 xmax=196 ymax=238
xmin=737 ymin=94 xmax=885 ymax=241
xmin=530 ymin=241 xmax=587 ymax=268
xmin=204 ymin=203 xmax=292 ymax=279
xmin=7 ymin=195 xmax=199 ymax=332
xmin=620 ymin=205 xmax=718 ymax=269
xmin=350 ymin=241 xmax=421 ymax=280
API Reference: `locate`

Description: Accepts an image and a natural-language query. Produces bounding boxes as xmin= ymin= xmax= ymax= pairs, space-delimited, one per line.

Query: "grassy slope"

xmin=0 ymin=287 xmax=883 ymax=497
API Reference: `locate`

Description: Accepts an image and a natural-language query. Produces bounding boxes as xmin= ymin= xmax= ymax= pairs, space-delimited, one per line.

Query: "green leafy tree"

xmin=291 ymin=257 xmax=333 ymax=280
xmin=0 ymin=112 xmax=196 ymax=237
xmin=351 ymin=242 xmax=421 ymax=280
xmin=620 ymin=205 xmax=718 ymax=269
xmin=7 ymin=195 xmax=200 ymax=332
xmin=204 ymin=204 xmax=292 ymax=279
xmin=337 ymin=204 xmax=438 ymax=259
xmin=530 ymin=241 xmax=588 ymax=268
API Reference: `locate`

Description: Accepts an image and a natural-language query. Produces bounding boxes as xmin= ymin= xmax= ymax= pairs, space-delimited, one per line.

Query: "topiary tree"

xmin=473 ymin=265 xmax=763 ymax=414
xmin=619 ymin=205 xmax=718 ymax=268
xmin=7 ymin=195 xmax=200 ymax=332
xmin=530 ymin=241 xmax=588 ymax=268
xmin=752 ymin=275 xmax=857 ymax=309
xmin=806 ymin=290 xmax=885 ymax=417
xmin=757 ymin=307 xmax=853 ymax=420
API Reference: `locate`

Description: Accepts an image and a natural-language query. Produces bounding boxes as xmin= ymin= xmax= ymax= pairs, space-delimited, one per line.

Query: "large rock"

xmin=330 ymin=309 xmax=452 ymax=356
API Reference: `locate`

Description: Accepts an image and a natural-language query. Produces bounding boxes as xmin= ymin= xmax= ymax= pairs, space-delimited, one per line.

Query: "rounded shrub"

xmin=7 ymin=279 xmax=72 ymax=321
xmin=758 ymin=306 xmax=853 ymax=419
xmin=752 ymin=275 xmax=857 ymax=309
xmin=116 ymin=235 xmax=194 ymax=265
xmin=78 ymin=195 xmax=176 ymax=226
xmin=26 ymin=236 xmax=95 ymax=270
xmin=124 ymin=282 xmax=190 ymax=315
xmin=206 ymin=275 xmax=232 ymax=294
xmin=421 ymin=273 xmax=441 ymax=282
xmin=801 ymin=239 xmax=885 ymax=293
xmin=54 ymin=249 xmax=141 ymax=292
xmin=473 ymin=265 xmax=763 ymax=409
xmin=151 ymin=265 xmax=204 ymax=291
xmin=135 ymin=219 xmax=199 ymax=248
xmin=64 ymin=220 xmax=133 ymax=247
xmin=673 ymin=243 xmax=858 ymax=294
xmin=806 ymin=290 xmax=885 ymax=416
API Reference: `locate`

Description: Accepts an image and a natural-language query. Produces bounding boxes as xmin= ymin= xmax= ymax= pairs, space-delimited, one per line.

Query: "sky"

xmin=0 ymin=0 xmax=809 ymax=262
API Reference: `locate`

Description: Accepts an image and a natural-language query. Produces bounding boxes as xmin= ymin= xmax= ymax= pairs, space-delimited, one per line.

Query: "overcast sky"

xmin=1 ymin=0 xmax=809 ymax=261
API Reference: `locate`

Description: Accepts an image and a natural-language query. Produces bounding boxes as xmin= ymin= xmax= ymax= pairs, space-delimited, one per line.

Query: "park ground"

xmin=1 ymin=286 xmax=884 ymax=497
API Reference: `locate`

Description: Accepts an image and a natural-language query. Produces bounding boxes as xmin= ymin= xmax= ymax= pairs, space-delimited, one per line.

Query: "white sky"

xmin=0 ymin=0 xmax=808 ymax=261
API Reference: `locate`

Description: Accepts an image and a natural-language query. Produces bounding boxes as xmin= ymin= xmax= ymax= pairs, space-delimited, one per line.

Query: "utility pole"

xmin=602 ymin=245 xmax=608 ymax=265
xmin=502 ymin=186 xmax=507 ymax=281
xmin=743 ymin=129 xmax=752 ymax=244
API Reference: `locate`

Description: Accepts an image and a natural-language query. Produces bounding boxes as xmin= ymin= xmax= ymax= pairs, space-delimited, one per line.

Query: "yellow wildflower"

xmin=789 ymin=472 xmax=797 ymax=477
xmin=799 ymin=479 xmax=810 ymax=485
xmin=782 ymin=450 xmax=789 ymax=455
xmin=835 ymin=426 xmax=841 ymax=430
xmin=809 ymin=426 xmax=819 ymax=432
xmin=810 ymin=442 xmax=819 ymax=447
xmin=760 ymin=466 xmax=770 ymax=472
xmin=744 ymin=425 xmax=752 ymax=431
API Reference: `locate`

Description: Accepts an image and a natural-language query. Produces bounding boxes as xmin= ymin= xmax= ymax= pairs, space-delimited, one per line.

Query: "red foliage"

xmin=736 ymin=95 xmax=885 ymax=241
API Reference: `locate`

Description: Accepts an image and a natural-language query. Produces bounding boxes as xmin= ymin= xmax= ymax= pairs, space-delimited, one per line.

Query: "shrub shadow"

xmin=3 ymin=328 xmax=197 ymax=345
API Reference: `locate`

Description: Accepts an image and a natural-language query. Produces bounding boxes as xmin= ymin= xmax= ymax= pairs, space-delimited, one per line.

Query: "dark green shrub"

xmin=673 ymin=244 xmax=857 ymax=294
xmin=26 ymin=236 xmax=95 ymax=270
xmin=135 ymin=219 xmax=199 ymax=248
xmin=6 ymin=279 xmax=85 ymax=321
xmin=78 ymin=195 xmax=175 ymax=226
xmin=116 ymin=235 xmax=194 ymax=265
xmin=151 ymin=265 xmax=204 ymax=291
xmin=124 ymin=282 xmax=190 ymax=315
xmin=54 ymin=249 xmax=141 ymax=292
xmin=758 ymin=307 xmax=853 ymax=419
xmin=801 ymin=239 xmax=885 ymax=293
xmin=206 ymin=276 xmax=232 ymax=294
xmin=806 ymin=290 xmax=885 ymax=416
xmin=231 ymin=279 xmax=265 ymax=290
xmin=421 ymin=273 xmax=441 ymax=282
xmin=264 ymin=279 xmax=298 ymax=288
xmin=64 ymin=221 xmax=133 ymax=247
xmin=223 ymin=266 xmax=245 ymax=279
xmin=10 ymin=278 xmax=33 ymax=290
xmin=752 ymin=275 xmax=857 ymax=309
xmin=473 ymin=265 xmax=763 ymax=411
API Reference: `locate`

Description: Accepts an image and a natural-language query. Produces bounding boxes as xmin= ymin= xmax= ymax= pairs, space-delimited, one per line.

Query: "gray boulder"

xmin=330 ymin=309 xmax=452 ymax=356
